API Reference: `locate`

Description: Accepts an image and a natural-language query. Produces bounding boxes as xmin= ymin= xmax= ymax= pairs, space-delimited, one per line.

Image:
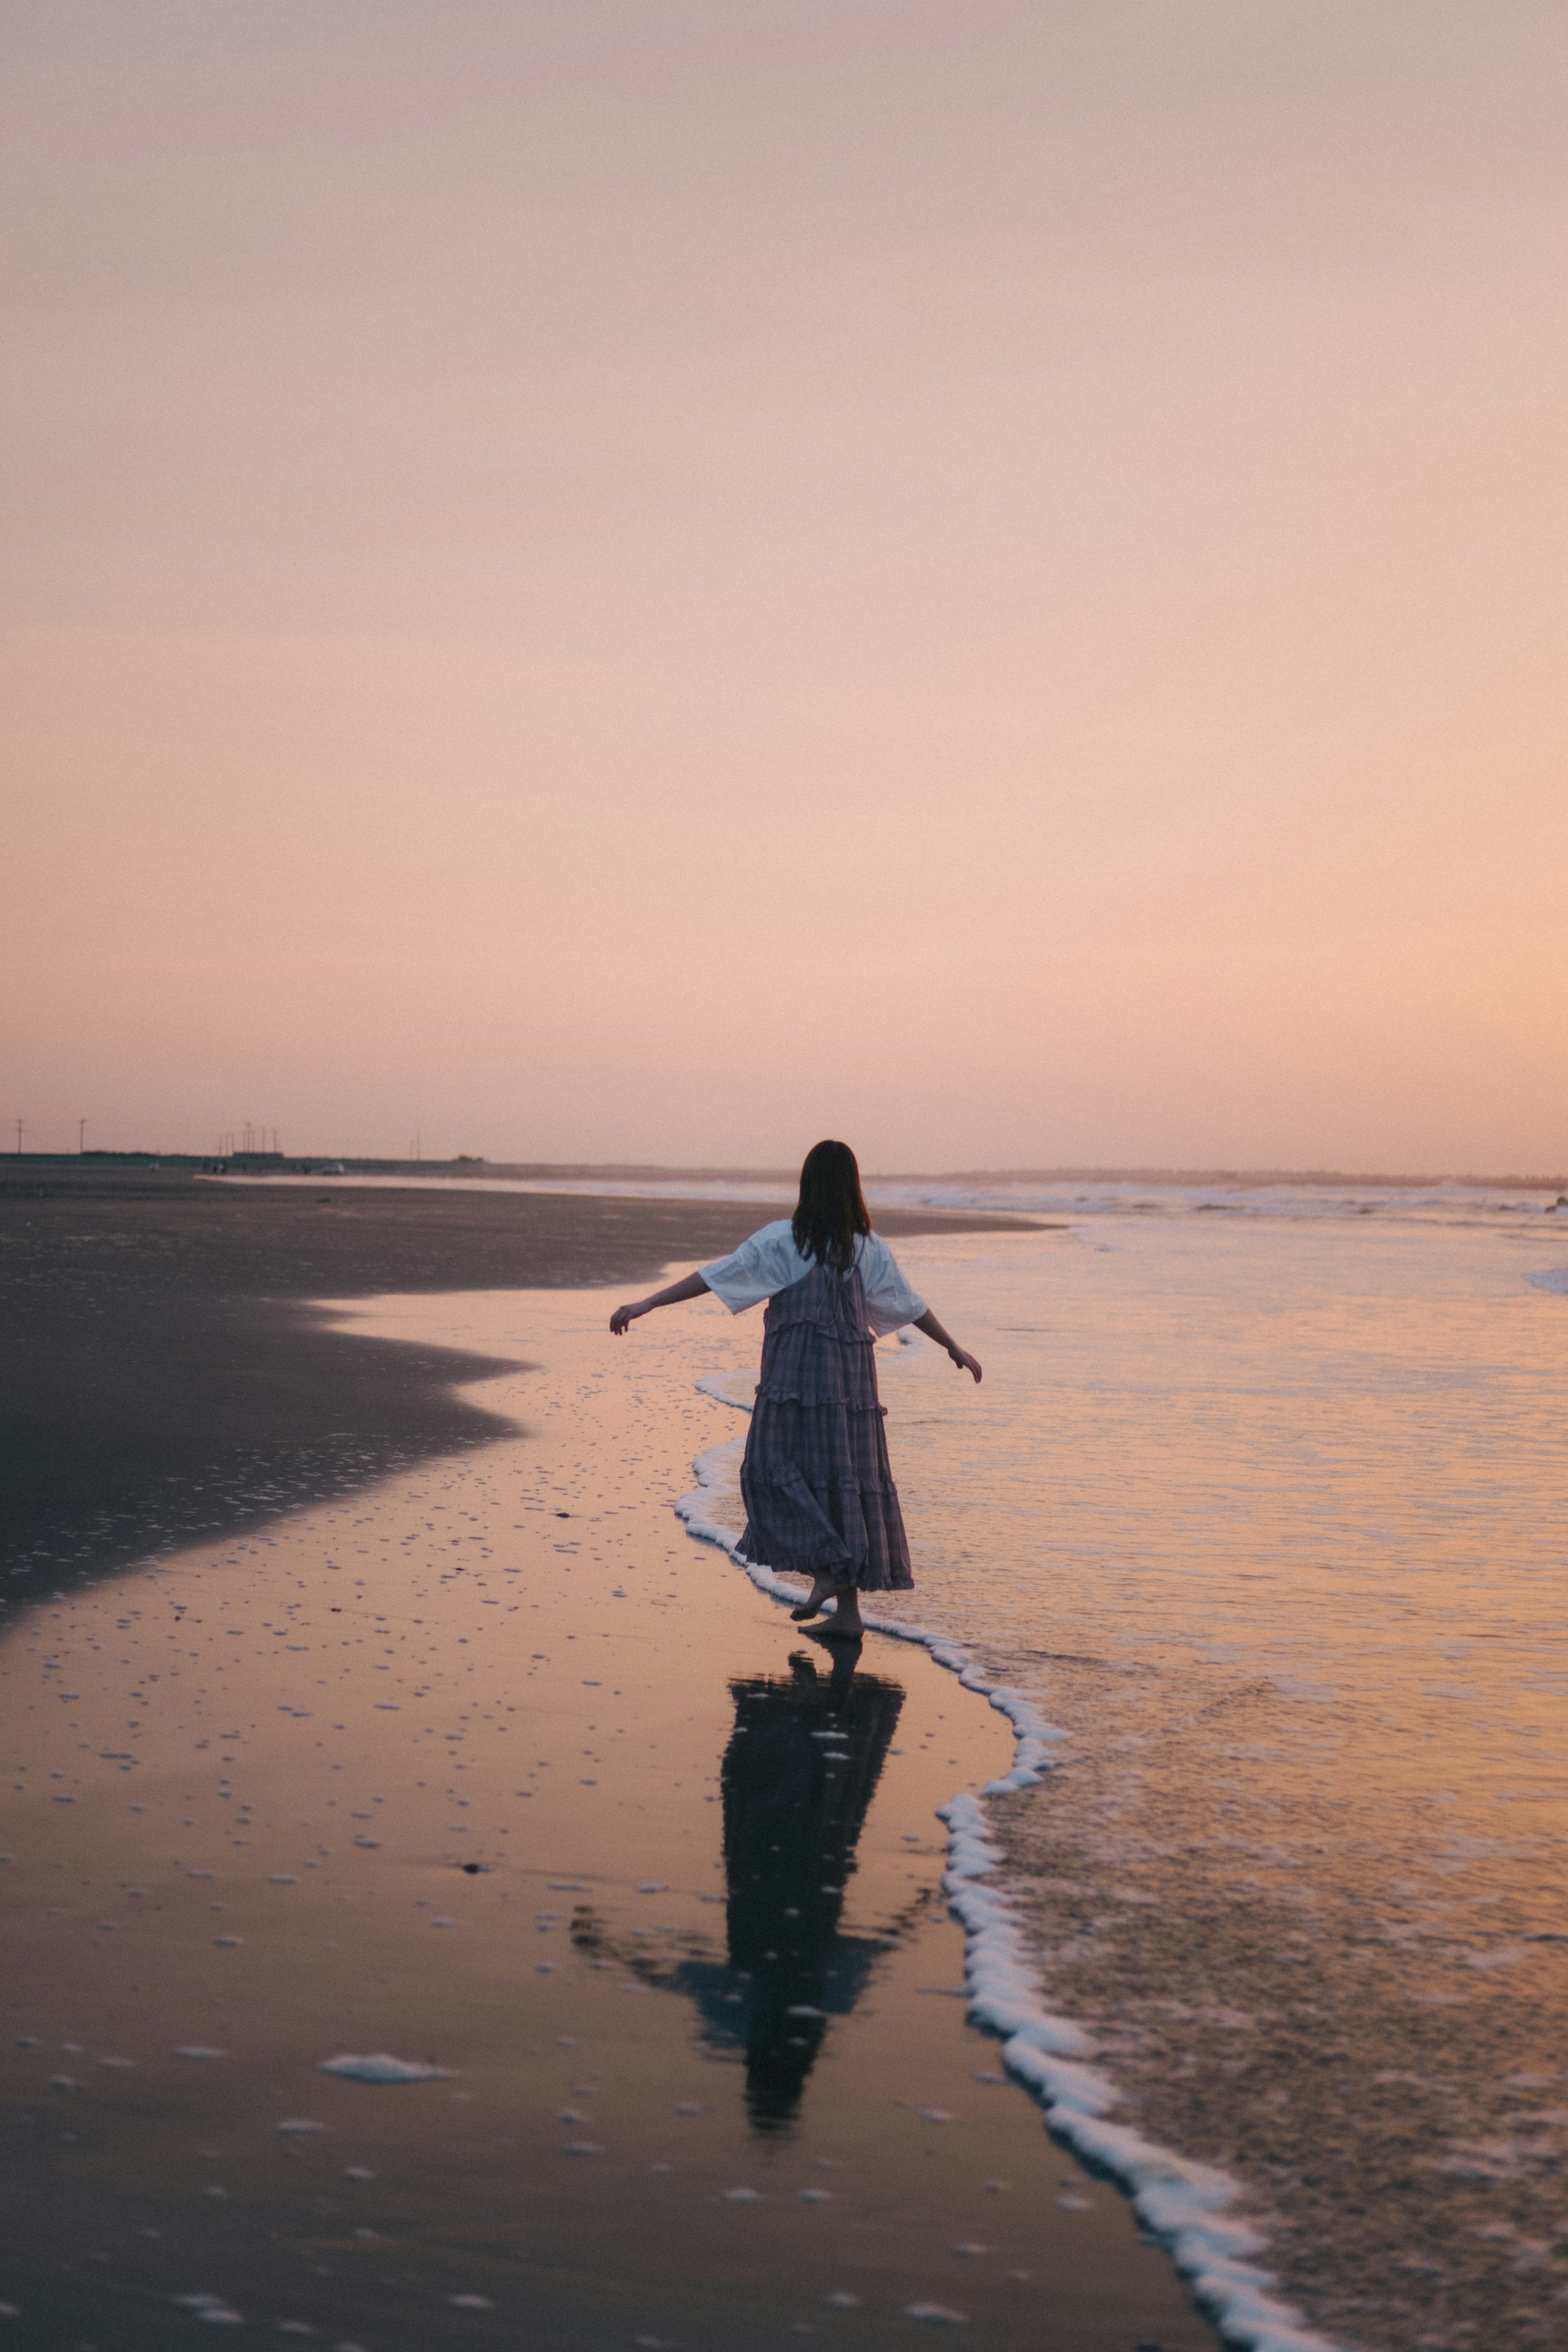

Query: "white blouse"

xmin=699 ymin=1221 xmax=928 ymax=1338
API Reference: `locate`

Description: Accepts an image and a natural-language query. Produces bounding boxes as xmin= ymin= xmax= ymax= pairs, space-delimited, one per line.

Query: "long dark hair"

xmin=791 ymin=1140 xmax=872 ymax=1274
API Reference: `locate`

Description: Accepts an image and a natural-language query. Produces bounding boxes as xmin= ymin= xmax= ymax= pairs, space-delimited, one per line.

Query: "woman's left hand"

xmin=949 ymin=1347 xmax=982 ymax=1383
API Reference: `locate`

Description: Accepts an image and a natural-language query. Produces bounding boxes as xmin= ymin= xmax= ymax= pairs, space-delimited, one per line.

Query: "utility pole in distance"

xmin=14 ymin=1119 xmax=21 ymax=1155
xmin=78 ymin=1118 xmax=86 ymax=1155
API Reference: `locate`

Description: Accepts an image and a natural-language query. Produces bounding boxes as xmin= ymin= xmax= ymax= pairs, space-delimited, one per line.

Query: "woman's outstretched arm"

xmin=609 ymin=1270 xmax=710 ymax=1335
xmin=913 ymin=1307 xmax=982 ymax=1382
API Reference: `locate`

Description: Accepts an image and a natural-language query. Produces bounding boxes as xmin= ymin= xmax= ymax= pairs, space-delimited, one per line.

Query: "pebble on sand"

xmin=904 ymin=2305 xmax=967 ymax=2325
xmin=174 ymin=2293 xmax=243 ymax=2325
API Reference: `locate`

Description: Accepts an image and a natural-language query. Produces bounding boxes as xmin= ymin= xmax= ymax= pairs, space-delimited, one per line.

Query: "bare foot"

xmin=790 ymin=1574 xmax=838 ymax=1623
xmin=818 ymin=1587 xmax=864 ymax=1639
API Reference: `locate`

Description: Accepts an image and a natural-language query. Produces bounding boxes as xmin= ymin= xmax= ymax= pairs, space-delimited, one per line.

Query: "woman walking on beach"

xmin=609 ymin=1141 xmax=981 ymax=1637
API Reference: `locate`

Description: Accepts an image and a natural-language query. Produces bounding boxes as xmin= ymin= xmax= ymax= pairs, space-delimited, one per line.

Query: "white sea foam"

xmin=1525 ymin=1265 xmax=1568 ymax=1296
xmin=318 ymin=2053 xmax=453 ymax=2084
xmin=675 ymin=1400 xmax=1346 ymax=2352
xmin=208 ymin=1169 xmax=1568 ymax=1228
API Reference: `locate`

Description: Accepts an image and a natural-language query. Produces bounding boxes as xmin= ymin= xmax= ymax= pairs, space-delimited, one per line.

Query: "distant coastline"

xmin=12 ymin=1151 xmax=1568 ymax=1192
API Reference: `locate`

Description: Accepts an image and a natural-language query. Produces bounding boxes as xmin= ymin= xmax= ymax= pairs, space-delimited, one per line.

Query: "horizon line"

xmin=13 ymin=1152 xmax=1568 ymax=1192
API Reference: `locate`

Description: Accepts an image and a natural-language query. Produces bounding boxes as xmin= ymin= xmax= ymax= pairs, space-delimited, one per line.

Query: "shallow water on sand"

xmin=0 ymin=1291 xmax=1212 ymax=2352
xmin=696 ymin=1216 xmax=1568 ymax=2351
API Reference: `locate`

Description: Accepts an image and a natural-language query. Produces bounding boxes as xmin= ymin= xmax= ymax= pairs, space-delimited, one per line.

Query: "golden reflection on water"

xmin=862 ymin=1216 xmax=1568 ymax=2352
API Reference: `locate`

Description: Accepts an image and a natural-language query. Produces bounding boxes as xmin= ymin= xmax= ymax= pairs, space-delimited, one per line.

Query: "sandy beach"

xmin=0 ymin=1250 xmax=1213 ymax=2351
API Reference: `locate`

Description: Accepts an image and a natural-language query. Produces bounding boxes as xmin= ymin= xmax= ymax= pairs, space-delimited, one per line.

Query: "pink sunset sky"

xmin=5 ymin=1 xmax=1565 ymax=1172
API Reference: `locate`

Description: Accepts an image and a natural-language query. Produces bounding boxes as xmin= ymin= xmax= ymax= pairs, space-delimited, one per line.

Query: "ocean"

xmin=670 ymin=1180 xmax=1568 ymax=2350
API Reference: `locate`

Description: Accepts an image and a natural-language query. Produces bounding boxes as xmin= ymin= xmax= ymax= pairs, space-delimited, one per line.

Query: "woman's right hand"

xmin=609 ymin=1270 xmax=710 ymax=1336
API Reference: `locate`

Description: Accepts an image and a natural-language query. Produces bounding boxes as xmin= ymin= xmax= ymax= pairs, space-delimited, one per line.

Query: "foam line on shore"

xmin=676 ymin=1414 xmax=1345 ymax=2352
xmin=940 ymin=1795 xmax=1344 ymax=2352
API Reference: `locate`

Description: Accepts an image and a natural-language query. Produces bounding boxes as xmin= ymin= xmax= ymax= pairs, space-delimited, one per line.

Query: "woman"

xmin=609 ymin=1140 xmax=982 ymax=1637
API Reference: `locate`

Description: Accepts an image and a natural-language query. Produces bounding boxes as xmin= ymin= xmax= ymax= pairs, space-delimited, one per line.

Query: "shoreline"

xmin=0 ymin=1164 xmax=1042 ymax=1606
xmin=0 ymin=1279 xmax=1218 ymax=2351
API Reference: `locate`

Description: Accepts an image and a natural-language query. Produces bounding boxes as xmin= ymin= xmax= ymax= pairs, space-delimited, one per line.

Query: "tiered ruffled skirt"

xmin=737 ymin=1261 xmax=914 ymax=1592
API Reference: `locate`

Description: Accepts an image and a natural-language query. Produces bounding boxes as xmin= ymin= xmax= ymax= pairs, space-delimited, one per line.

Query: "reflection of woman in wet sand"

xmin=671 ymin=1647 xmax=908 ymax=2130
xmin=610 ymin=1140 xmax=981 ymax=1635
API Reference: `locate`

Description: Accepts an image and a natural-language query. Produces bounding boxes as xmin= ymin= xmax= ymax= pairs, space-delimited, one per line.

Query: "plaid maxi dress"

xmin=737 ymin=1257 xmax=915 ymax=1591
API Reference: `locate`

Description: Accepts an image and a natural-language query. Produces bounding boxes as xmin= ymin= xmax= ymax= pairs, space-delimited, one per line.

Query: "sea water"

xmin=677 ymin=1185 xmax=1568 ymax=2352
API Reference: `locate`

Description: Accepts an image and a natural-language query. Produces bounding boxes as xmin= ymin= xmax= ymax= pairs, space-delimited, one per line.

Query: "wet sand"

xmin=0 ymin=1164 xmax=1039 ymax=1604
xmin=0 ymin=1283 xmax=1215 ymax=2351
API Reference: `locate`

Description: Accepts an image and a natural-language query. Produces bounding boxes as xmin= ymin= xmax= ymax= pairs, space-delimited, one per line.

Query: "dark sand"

xmin=0 ymin=1280 xmax=1215 ymax=2350
xmin=0 ymin=1165 xmax=1040 ymax=1606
